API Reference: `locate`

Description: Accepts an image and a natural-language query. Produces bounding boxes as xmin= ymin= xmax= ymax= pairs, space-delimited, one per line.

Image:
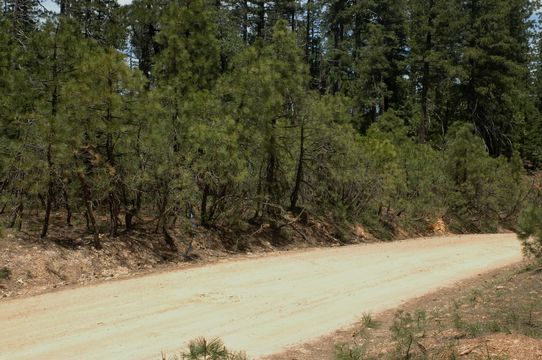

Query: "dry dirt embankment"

xmin=0 ymin=234 xmax=522 ymax=360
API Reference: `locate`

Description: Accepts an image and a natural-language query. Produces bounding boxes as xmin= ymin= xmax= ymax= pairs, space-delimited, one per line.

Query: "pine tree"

xmin=407 ymin=0 xmax=465 ymax=143
xmin=152 ymin=0 xmax=220 ymax=243
xmin=3 ymin=0 xmax=41 ymax=39
xmin=27 ymin=20 xmax=83 ymax=238
xmin=524 ymin=12 xmax=542 ymax=168
xmin=55 ymin=0 xmax=126 ymax=48
xmin=124 ymin=0 xmax=168 ymax=82
xmin=325 ymin=0 xmax=350 ymax=94
xmin=350 ymin=0 xmax=408 ymax=132
xmin=459 ymin=0 xmax=535 ymax=157
xmin=302 ymin=0 xmax=324 ymax=89
xmin=61 ymin=45 xmax=144 ymax=244
xmin=225 ymin=20 xmax=307 ymax=217
xmin=0 ymin=10 xmax=42 ymax=231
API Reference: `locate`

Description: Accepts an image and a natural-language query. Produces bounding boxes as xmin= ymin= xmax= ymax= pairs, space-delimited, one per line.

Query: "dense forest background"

xmin=1 ymin=0 xmax=542 ymax=252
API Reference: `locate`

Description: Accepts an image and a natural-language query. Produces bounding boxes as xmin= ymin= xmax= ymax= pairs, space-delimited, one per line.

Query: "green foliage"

xmin=390 ymin=310 xmax=428 ymax=359
xmin=350 ymin=0 xmax=408 ymax=132
xmin=458 ymin=0 xmax=536 ymax=157
xmin=167 ymin=337 xmax=248 ymax=360
xmin=364 ymin=112 xmax=449 ymax=234
xmin=518 ymin=206 xmax=542 ymax=259
xmin=361 ymin=312 xmax=379 ymax=329
xmin=0 ymin=267 xmax=10 ymax=281
xmin=155 ymin=0 xmax=220 ymax=94
xmin=0 ymin=0 xmax=538 ymax=247
xmin=444 ymin=123 xmax=526 ymax=232
xmin=334 ymin=344 xmax=369 ymax=360
xmin=55 ymin=0 xmax=126 ymax=48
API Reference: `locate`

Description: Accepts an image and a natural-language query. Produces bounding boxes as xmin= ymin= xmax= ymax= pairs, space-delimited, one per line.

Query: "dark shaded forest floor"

xmin=1 ymin=210 xmax=436 ymax=299
xmin=265 ymin=263 xmax=542 ymax=360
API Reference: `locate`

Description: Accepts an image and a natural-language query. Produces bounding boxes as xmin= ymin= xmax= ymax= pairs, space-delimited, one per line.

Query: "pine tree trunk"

xmin=305 ymin=0 xmax=312 ymax=61
xmin=242 ymin=0 xmax=249 ymax=43
xmin=156 ymin=183 xmax=169 ymax=233
xmin=86 ymin=204 xmax=101 ymax=250
xmin=63 ymin=189 xmax=72 ymax=226
xmin=41 ymin=189 xmax=52 ymax=238
xmin=419 ymin=0 xmax=434 ymax=144
xmin=85 ymin=210 xmax=90 ymax=231
xmin=257 ymin=0 xmax=266 ymax=38
xmin=42 ymin=31 xmax=59 ymax=239
xmin=77 ymin=173 xmax=101 ymax=250
xmin=201 ymin=183 xmax=209 ymax=226
xmin=108 ymin=193 xmax=119 ymax=237
xmin=290 ymin=122 xmax=305 ymax=211
xmin=129 ymin=120 xmax=144 ymax=229
xmin=265 ymin=119 xmax=278 ymax=215
xmin=162 ymin=222 xmax=178 ymax=251
xmin=290 ymin=5 xmax=295 ymax=32
xmin=8 ymin=201 xmax=23 ymax=228
xmin=41 ymin=146 xmax=54 ymax=238
xmin=419 ymin=59 xmax=430 ymax=143
xmin=251 ymin=160 xmax=265 ymax=222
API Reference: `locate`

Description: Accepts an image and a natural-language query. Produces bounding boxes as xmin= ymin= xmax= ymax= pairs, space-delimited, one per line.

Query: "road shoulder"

xmin=264 ymin=262 xmax=542 ymax=360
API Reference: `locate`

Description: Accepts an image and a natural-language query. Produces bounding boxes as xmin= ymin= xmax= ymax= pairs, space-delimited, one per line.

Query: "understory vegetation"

xmin=162 ymin=338 xmax=247 ymax=360
xmin=518 ymin=174 xmax=542 ymax=259
xmin=0 ymin=0 xmax=541 ymax=253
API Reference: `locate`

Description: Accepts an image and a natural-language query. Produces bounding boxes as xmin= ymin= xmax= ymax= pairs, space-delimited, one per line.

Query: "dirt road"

xmin=0 ymin=234 xmax=522 ymax=360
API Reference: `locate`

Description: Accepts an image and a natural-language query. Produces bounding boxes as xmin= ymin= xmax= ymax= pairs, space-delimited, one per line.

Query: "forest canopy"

xmin=1 ymin=0 xmax=541 ymax=252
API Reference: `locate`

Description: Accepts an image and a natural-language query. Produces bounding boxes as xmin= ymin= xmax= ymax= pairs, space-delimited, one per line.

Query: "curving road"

xmin=0 ymin=234 xmax=522 ymax=360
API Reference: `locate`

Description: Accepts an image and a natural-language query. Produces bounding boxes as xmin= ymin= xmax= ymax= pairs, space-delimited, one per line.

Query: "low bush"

xmin=518 ymin=206 xmax=542 ymax=259
xmin=163 ymin=338 xmax=248 ymax=360
xmin=0 ymin=267 xmax=10 ymax=281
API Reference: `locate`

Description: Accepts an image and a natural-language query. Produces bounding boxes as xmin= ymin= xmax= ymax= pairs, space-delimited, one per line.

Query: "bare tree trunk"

xmin=105 ymin=70 xmax=119 ymax=237
xmin=9 ymin=201 xmax=23 ymax=228
xmin=42 ymin=30 xmax=60 ymax=239
xmin=200 ymin=184 xmax=209 ymax=226
xmin=63 ymin=189 xmax=72 ymax=226
xmin=265 ymin=119 xmax=279 ymax=215
xmin=156 ymin=181 xmax=169 ymax=233
xmin=123 ymin=181 xmax=135 ymax=231
xmin=108 ymin=192 xmax=119 ymax=237
xmin=41 ymin=143 xmax=54 ymax=238
xmin=290 ymin=121 xmax=305 ymax=211
xmin=305 ymin=0 xmax=312 ymax=61
xmin=125 ymin=120 xmax=144 ymax=231
xmin=419 ymin=0 xmax=434 ymax=144
xmin=162 ymin=222 xmax=178 ymax=251
xmin=242 ymin=0 xmax=249 ymax=43
xmin=251 ymin=160 xmax=265 ymax=222
xmin=256 ymin=0 xmax=266 ymax=38
xmin=78 ymin=173 xmax=101 ymax=250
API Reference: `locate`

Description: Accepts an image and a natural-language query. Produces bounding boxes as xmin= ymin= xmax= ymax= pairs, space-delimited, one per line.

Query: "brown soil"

xmin=0 ymin=211 xmax=355 ymax=299
xmin=0 ymin=210 xmax=449 ymax=300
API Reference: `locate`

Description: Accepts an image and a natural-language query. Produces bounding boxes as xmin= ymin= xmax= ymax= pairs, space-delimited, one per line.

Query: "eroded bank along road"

xmin=0 ymin=234 xmax=522 ymax=360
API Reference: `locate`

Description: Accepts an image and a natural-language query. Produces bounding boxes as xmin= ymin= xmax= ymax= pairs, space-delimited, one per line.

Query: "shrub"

xmin=518 ymin=206 xmax=542 ymax=259
xmin=361 ymin=312 xmax=379 ymax=329
xmin=444 ymin=123 xmax=526 ymax=232
xmin=335 ymin=344 xmax=369 ymax=360
xmin=390 ymin=310 xmax=427 ymax=359
xmin=162 ymin=337 xmax=248 ymax=360
xmin=0 ymin=267 xmax=10 ymax=281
